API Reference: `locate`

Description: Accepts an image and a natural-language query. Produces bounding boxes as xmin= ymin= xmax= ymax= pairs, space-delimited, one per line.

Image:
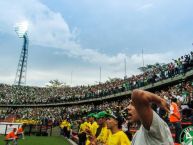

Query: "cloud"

xmin=0 ymin=0 xmax=167 ymax=68
xmin=137 ymin=3 xmax=153 ymax=11
xmin=25 ymin=68 xmax=107 ymax=86
xmin=0 ymin=0 xmax=126 ymax=67
xmin=0 ymin=0 xmax=185 ymax=86
xmin=130 ymin=52 xmax=172 ymax=65
xmin=0 ymin=51 xmax=175 ymax=86
xmin=0 ymin=75 xmax=13 ymax=84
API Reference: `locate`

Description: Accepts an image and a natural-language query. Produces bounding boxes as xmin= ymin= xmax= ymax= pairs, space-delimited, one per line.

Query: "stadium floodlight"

xmin=14 ymin=21 xmax=29 ymax=86
xmin=14 ymin=21 xmax=28 ymax=38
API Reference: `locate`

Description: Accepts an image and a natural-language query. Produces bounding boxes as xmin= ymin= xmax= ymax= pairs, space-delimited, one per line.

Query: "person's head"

xmin=95 ymin=111 xmax=108 ymax=126
xmin=127 ymin=100 xmax=140 ymax=123
xmin=87 ymin=113 xmax=96 ymax=123
xmin=106 ymin=112 xmax=124 ymax=130
xmin=82 ymin=117 xmax=87 ymax=122
xmin=13 ymin=128 xmax=17 ymax=132
xmin=171 ymin=97 xmax=177 ymax=103
xmin=106 ymin=117 xmax=117 ymax=130
xmin=67 ymin=118 xmax=70 ymax=122
xmin=21 ymin=124 xmax=25 ymax=129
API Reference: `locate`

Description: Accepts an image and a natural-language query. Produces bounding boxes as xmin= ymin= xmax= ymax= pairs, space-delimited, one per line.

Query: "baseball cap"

xmin=95 ymin=111 xmax=108 ymax=119
xmin=87 ymin=113 xmax=96 ymax=118
xmin=106 ymin=112 xmax=124 ymax=124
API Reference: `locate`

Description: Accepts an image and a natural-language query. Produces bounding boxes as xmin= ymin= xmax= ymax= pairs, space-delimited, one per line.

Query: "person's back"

xmin=169 ymin=101 xmax=181 ymax=123
xmin=78 ymin=121 xmax=87 ymax=145
xmin=169 ymin=98 xmax=182 ymax=143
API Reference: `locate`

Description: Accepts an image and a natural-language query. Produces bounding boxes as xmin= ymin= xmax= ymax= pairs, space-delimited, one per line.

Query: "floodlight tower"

xmin=14 ymin=21 xmax=29 ymax=86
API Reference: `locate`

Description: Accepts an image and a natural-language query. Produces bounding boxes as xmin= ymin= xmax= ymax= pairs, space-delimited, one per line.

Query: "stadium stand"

xmin=0 ymin=51 xmax=193 ymax=144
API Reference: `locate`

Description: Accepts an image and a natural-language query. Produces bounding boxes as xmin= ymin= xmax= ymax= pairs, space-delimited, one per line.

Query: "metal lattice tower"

xmin=14 ymin=22 xmax=29 ymax=86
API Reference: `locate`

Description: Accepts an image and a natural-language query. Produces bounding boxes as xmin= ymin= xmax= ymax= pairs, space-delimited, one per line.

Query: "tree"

xmin=46 ymin=79 xmax=69 ymax=88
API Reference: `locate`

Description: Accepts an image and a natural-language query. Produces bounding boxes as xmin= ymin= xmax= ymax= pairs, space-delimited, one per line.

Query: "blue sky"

xmin=0 ymin=0 xmax=193 ymax=87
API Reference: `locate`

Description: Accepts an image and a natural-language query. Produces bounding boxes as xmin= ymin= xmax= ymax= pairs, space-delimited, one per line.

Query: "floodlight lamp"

xmin=14 ymin=21 xmax=28 ymax=38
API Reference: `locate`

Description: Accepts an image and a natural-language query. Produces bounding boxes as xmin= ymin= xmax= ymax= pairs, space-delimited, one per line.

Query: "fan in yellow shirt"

xmin=85 ymin=113 xmax=98 ymax=145
xmin=78 ymin=117 xmax=87 ymax=145
xmin=107 ymin=130 xmax=130 ymax=145
xmin=66 ymin=118 xmax=71 ymax=139
xmin=60 ymin=119 xmax=67 ymax=135
xmin=106 ymin=112 xmax=131 ymax=145
xmin=93 ymin=111 xmax=111 ymax=145
xmin=60 ymin=119 xmax=67 ymax=129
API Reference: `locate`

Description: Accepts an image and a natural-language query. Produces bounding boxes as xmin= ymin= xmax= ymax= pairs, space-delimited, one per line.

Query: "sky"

xmin=0 ymin=0 xmax=193 ymax=87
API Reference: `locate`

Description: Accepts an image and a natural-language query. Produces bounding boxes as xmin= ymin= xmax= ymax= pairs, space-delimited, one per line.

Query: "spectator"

xmin=106 ymin=112 xmax=131 ymax=145
xmin=16 ymin=124 xmax=25 ymax=139
xmin=127 ymin=89 xmax=173 ymax=145
xmin=5 ymin=128 xmax=18 ymax=145
xmin=89 ymin=111 xmax=111 ymax=145
xmin=169 ymin=97 xmax=182 ymax=143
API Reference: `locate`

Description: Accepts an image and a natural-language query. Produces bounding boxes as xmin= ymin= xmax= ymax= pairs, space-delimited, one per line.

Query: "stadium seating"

xmin=0 ymin=52 xmax=193 ymax=145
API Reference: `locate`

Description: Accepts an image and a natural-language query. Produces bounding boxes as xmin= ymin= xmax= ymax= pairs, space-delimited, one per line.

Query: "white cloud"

xmin=26 ymin=68 xmax=105 ymax=87
xmin=0 ymin=0 xmax=126 ymax=67
xmin=0 ymin=0 xmax=186 ymax=86
xmin=137 ymin=3 xmax=153 ymax=11
xmin=0 ymin=51 xmax=175 ymax=86
xmin=0 ymin=75 xmax=14 ymax=84
xmin=0 ymin=0 xmax=181 ymax=67
xmin=32 ymin=51 xmax=175 ymax=85
xmin=130 ymin=52 xmax=172 ymax=65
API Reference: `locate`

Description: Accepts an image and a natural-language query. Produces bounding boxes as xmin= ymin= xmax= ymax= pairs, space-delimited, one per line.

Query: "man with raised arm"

xmin=128 ymin=89 xmax=174 ymax=145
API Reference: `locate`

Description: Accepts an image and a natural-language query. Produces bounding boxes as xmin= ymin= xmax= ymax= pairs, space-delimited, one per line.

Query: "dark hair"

xmin=171 ymin=97 xmax=177 ymax=103
xmin=118 ymin=121 xmax=123 ymax=129
xmin=151 ymin=103 xmax=157 ymax=112
xmin=114 ymin=112 xmax=124 ymax=129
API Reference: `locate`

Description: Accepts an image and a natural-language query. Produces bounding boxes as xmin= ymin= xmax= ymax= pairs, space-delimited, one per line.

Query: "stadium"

xmin=1 ymin=1 xmax=193 ymax=145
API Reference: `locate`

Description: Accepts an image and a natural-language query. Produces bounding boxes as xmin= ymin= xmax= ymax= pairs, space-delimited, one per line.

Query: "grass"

xmin=0 ymin=135 xmax=71 ymax=145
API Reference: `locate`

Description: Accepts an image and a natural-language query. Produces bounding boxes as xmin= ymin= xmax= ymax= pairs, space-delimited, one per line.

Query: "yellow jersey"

xmin=79 ymin=122 xmax=85 ymax=133
xmin=86 ymin=121 xmax=98 ymax=145
xmin=91 ymin=121 xmax=99 ymax=136
xmin=60 ymin=120 xmax=67 ymax=129
xmin=66 ymin=122 xmax=71 ymax=131
xmin=107 ymin=130 xmax=131 ymax=145
xmin=96 ymin=126 xmax=111 ymax=144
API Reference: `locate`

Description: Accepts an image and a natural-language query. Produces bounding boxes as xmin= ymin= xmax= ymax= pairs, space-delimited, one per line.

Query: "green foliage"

xmin=46 ymin=79 xmax=69 ymax=88
xmin=106 ymin=77 xmax=121 ymax=83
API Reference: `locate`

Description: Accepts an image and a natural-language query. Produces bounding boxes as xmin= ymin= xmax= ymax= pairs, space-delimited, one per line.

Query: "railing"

xmin=0 ymin=122 xmax=53 ymax=136
xmin=0 ymin=122 xmax=22 ymax=135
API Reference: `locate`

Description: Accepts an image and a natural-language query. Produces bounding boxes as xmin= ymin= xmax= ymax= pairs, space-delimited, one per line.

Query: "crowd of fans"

xmin=1 ymin=89 xmax=192 ymax=145
xmin=0 ymin=79 xmax=193 ymax=144
xmin=0 ymin=79 xmax=192 ymax=124
xmin=0 ymin=52 xmax=192 ymax=124
xmin=0 ymin=51 xmax=193 ymax=105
